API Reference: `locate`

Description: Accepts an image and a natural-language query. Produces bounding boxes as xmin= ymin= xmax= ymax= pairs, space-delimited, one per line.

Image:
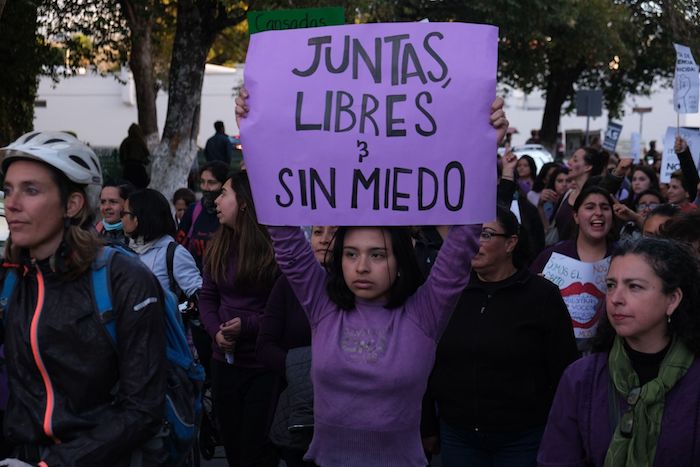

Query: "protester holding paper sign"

xmin=531 ymin=186 xmax=617 ymax=353
xmin=666 ymin=137 xmax=699 ymax=212
xmin=235 ymin=88 xmax=508 ymax=466
xmin=429 ymin=206 xmax=577 ymax=467
xmin=538 ymin=238 xmax=700 ymax=466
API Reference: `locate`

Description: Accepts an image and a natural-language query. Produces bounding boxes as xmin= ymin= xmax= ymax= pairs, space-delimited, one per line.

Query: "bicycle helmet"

xmin=0 ymin=131 xmax=103 ymax=186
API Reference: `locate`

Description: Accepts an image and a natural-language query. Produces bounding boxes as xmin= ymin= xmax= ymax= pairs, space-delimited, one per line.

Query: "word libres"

xmin=292 ymin=32 xmax=451 ymax=137
xmin=274 ymin=162 xmax=466 ymax=212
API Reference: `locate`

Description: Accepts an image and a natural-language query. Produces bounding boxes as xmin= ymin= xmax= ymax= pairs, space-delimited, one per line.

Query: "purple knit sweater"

xmin=268 ymin=225 xmax=480 ymax=467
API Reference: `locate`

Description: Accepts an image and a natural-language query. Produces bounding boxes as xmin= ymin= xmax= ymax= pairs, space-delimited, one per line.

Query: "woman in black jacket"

xmin=429 ymin=206 xmax=578 ymax=467
xmin=0 ymin=131 xmax=167 ymax=466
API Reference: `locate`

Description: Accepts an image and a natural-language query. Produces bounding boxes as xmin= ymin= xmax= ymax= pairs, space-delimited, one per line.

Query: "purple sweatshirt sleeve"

xmin=267 ymin=226 xmax=333 ymax=327
xmin=408 ymin=224 xmax=481 ymax=340
xmin=537 ymin=362 xmax=589 ymax=467
xmin=199 ymin=269 xmax=223 ymax=340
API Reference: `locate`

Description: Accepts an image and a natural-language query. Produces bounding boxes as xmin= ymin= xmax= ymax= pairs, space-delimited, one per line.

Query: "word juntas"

xmin=274 ymin=162 xmax=466 ymax=212
xmin=292 ymin=32 xmax=451 ymax=137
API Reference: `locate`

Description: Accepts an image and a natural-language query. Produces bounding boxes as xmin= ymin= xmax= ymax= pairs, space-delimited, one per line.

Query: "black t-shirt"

xmin=625 ymin=340 xmax=671 ymax=386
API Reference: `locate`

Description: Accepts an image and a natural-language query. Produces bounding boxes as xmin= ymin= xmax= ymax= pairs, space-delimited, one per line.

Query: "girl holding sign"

xmin=531 ymin=186 xmax=617 ymax=354
xmin=236 ymin=90 xmax=509 ymax=466
xmin=538 ymin=237 xmax=700 ymax=466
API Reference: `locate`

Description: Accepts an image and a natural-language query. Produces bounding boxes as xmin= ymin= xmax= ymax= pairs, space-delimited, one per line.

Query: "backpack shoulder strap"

xmin=0 ymin=269 xmax=18 ymax=322
xmin=92 ymin=247 xmax=119 ymax=344
xmin=166 ymin=241 xmax=179 ymax=296
xmin=187 ymin=201 xmax=203 ymax=239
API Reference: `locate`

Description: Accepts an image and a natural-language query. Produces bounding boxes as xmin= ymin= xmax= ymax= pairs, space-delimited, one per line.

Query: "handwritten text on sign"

xmin=241 ymin=23 xmax=498 ymax=226
xmin=660 ymin=126 xmax=700 ymax=183
xmin=543 ymin=253 xmax=611 ymax=339
xmin=674 ymin=43 xmax=699 ymax=114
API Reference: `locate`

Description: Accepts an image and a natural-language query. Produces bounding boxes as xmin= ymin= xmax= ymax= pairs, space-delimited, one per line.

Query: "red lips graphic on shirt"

xmin=560 ymin=282 xmax=606 ymax=329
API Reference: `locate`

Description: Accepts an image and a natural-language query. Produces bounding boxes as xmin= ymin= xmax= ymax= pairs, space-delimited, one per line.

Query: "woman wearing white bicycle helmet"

xmin=0 ymin=131 xmax=168 ymax=466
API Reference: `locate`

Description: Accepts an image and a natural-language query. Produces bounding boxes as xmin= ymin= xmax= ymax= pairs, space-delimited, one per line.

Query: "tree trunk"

xmin=119 ymin=0 xmax=159 ymax=151
xmin=149 ymin=0 xmax=217 ymax=201
xmin=539 ymin=66 xmax=583 ymax=155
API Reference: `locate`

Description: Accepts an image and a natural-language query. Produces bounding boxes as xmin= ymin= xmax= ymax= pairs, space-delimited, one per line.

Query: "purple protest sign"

xmin=241 ymin=22 xmax=498 ymax=226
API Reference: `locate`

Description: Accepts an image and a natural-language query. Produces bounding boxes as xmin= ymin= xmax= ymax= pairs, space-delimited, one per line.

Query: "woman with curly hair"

xmin=538 ymin=237 xmax=700 ymax=466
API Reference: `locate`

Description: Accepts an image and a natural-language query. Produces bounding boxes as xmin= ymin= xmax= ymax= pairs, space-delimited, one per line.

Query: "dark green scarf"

xmin=604 ymin=336 xmax=694 ymax=467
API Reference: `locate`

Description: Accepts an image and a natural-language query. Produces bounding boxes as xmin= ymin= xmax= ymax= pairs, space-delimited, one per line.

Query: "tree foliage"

xmin=337 ymin=0 xmax=700 ymax=148
xmin=0 ymin=0 xmax=63 ymax=146
xmin=13 ymin=0 xmax=700 ymax=184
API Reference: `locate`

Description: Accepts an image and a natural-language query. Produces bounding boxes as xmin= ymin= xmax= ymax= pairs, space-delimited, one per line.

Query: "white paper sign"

xmin=602 ymin=121 xmax=622 ymax=152
xmin=674 ymin=43 xmax=699 ymax=114
xmin=542 ymin=253 xmax=611 ymax=339
xmin=630 ymin=132 xmax=641 ymax=162
xmin=660 ymin=126 xmax=700 ymax=183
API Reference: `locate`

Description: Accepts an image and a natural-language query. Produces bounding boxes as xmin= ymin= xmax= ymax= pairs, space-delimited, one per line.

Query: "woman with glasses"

xmin=121 ymin=188 xmax=202 ymax=303
xmin=429 ymin=206 xmax=578 ymax=467
xmin=538 ymin=237 xmax=700 ymax=466
xmin=531 ymin=186 xmax=617 ymax=354
xmin=613 ymin=189 xmax=665 ymax=241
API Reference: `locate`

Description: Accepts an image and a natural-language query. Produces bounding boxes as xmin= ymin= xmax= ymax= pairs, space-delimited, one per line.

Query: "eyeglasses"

xmin=121 ymin=211 xmax=136 ymax=218
xmin=479 ymin=230 xmax=510 ymax=241
xmin=619 ymin=386 xmax=641 ymax=438
xmin=636 ymin=203 xmax=660 ymax=213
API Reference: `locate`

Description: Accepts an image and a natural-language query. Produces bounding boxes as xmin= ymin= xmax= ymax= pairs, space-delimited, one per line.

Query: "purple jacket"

xmin=199 ymin=247 xmax=275 ymax=367
xmin=538 ymin=352 xmax=700 ymax=466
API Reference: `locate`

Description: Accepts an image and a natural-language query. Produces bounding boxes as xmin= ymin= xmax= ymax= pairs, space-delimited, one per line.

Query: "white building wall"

xmin=34 ymin=65 xmax=699 ymax=154
xmin=33 ymin=64 xmax=244 ymax=148
xmin=502 ymin=83 xmax=700 ymax=154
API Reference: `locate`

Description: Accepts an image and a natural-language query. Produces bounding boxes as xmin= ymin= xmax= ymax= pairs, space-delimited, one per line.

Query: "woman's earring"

xmin=668 ymin=315 xmax=672 ymax=324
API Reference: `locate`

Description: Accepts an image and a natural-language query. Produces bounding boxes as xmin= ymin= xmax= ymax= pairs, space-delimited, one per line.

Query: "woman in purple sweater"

xmin=236 ymin=92 xmax=508 ymax=466
xmin=199 ymin=171 xmax=280 ymax=467
xmin=538 ymin=238 xmax=700 ymax=466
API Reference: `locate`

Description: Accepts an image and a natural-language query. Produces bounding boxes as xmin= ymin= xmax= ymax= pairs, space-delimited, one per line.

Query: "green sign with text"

xmin=247 ymin=7 xmax=345 ymax=34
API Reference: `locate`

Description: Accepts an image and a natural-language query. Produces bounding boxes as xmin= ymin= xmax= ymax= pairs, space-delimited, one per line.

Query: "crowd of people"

xmin=0 ymin=89 xmax=698 ymax=467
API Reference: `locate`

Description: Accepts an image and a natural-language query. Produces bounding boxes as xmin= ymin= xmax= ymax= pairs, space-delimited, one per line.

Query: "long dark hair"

xmin=631 ymin=166 xmax=660 ymax=194
xmin=545 ymin=166 xmax=569 ymax=192
xmin=516 ymin=155 xmax=537 ymax=182
xmin=496 ymin=205 xmax=531 ymax=269
xmin=581 ymin=146 xmax=608 ymax=178
xmin=204 ymin=171 xmax=278 ymax=290
xmin=532 ymin=162 xmax=560 ymax=193
xmin=663 ymin=211 xmax=700 ymax=250
xmin=592 ymin=238 xmax=700 ymax=355
xmin=326 ymin=226 xmax=423 ymax=310
xmin=127 ymin=189 xmax=177 ymax=242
